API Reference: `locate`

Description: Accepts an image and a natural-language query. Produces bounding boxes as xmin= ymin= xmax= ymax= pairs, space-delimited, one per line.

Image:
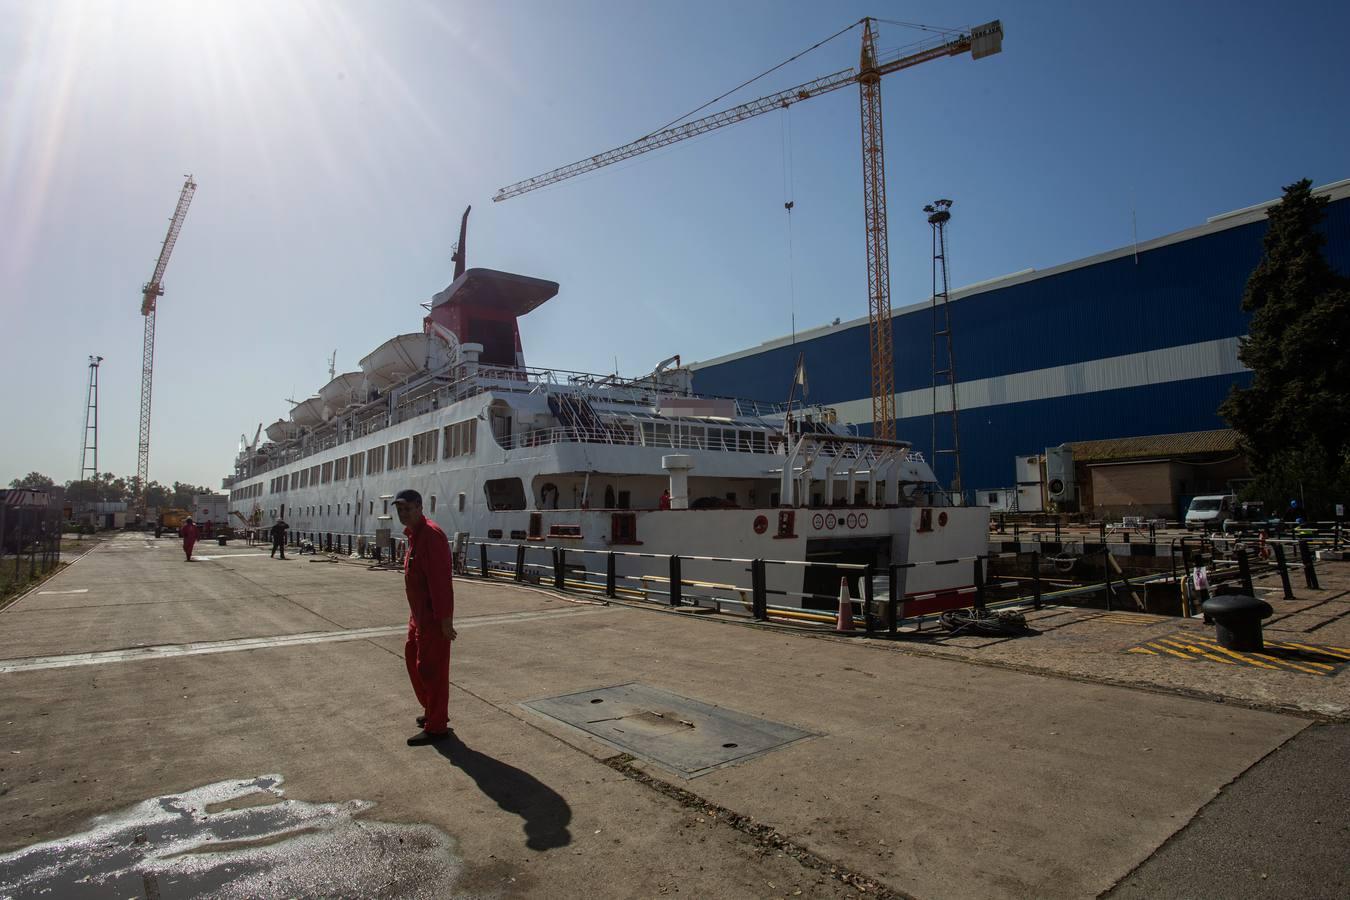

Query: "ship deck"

xmin=1 ymin=534 xmax=1346 ymax=898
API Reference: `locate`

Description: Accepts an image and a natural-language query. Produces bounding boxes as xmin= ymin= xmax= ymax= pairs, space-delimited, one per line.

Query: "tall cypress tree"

xmin=1221 ymin=179 xmax=1350 ymax=514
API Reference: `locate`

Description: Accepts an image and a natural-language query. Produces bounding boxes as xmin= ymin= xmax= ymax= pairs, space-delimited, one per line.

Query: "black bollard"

xmin=515 ymin=543 xmax=527 ymax=582
xmin=1236 ymin=547 xmax=1254 ymax=596
xmin=1030 ymin=550 xmax=1042 ymax=610
xmin=1272 ymin=542 xmax=1295 ymax=600
xmin=607 ymin=552 xmax=618 ymax=599
xmin=751 ymin=559 xmax=766 ymax=620
xmin=669 ymin=555 xmax=682 ymax=606
xmin=1298 ymin=540 xmax=1320 ymax=590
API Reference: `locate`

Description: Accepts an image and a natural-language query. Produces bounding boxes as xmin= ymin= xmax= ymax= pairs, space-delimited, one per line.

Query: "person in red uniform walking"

xmin=180 ymin=517 xmax=199 ymax=562
xmin=395 ymin=489 xmax=457 ymax=745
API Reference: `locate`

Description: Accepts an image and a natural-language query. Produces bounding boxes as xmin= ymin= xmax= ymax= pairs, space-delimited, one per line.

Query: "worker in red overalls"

xmin=395 ymin=489 xmax=457 ymax=745
xmin=180 ymin=517 xmax=199 ymax=562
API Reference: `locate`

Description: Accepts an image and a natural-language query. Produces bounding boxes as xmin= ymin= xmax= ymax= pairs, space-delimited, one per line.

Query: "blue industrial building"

xmin=690 ymin=180 xmax=1350 ymax=497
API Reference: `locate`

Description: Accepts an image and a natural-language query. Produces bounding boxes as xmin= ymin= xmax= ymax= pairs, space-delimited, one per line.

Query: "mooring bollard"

xmin=553 ymin=547 xmax=565 ymax=590
xmin=515 ymin=543 xmax=527 ymax=582
xmin=669 ymin=555 xmax=682 ymax=606
xmin=606 ymin=552 xmax=618 ymax=598
xmin=751 ymin=559 xmax=766 ymax=620
xmin=1298 ymin=540 xmax=1320 ymax=590
xmin=479 ymin=542 xmax=489 ymax=577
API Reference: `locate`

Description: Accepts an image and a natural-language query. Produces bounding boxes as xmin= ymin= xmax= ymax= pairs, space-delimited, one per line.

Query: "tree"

xmin=171 ymin=482 xmax=215 ymax=509
xmin=8 ymin=472 xmax=55 ymax=489
xmin=1221 ymin=179 xmax=1350 ymax=515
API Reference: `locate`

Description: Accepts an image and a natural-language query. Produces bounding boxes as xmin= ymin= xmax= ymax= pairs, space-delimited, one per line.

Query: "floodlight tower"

xmin=925 ymin=198 xmax=962 ymax=500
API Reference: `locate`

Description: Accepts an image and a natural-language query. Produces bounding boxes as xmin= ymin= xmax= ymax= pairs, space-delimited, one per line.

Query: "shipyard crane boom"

xmin=134 ymin=175 xmax=197 ymax=520
xmin=494 ymin=18 xmax=1002 ymax=443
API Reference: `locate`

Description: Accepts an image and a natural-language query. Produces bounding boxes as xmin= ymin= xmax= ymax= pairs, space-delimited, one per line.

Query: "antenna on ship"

xmin=451 ymin=205 xmax=471 ymax=278
xmin=327 ymin=350 xmax=337 ymax=381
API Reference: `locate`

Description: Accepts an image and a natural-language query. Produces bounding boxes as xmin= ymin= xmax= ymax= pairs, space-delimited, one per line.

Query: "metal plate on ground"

xmin=522 ymin=682 xmax=816 ymax=777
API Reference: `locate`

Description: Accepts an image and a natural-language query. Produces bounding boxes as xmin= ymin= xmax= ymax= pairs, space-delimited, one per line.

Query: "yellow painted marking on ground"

xmin=1185 ymin=639 xmax=1282 ymax=670
xmin=1258 ymin=656 xmax=1328 ymax=676
xmin=1271 ymin=641 xmax=1350 ymax=661
xmin=1147 ymin=643 xmax=1193 ymax=660
xmin=1158 ymin=638 xmax=1236 ymax=665
xmin=1127 ymin=647 xmax=1157 ymax=655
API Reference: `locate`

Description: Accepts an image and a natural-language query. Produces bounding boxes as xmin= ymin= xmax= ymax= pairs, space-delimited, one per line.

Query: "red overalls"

xmin=180 ymin=522 xmax=199 ymax=560
xmin=403 ymin=516 xmax=455 ymax=733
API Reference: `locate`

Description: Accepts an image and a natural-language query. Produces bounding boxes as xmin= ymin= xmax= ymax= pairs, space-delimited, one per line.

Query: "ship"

xmin=224 ymin=212 xmax=988 ymax=614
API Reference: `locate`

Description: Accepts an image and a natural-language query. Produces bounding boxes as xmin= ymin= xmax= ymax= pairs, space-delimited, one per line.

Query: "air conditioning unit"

xmin=1045 ymin=444 xmax=1075 ymax=504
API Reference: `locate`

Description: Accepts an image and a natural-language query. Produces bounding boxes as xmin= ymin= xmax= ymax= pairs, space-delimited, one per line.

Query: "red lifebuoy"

xmin=938 ymin=511 xmax=949 ymax=527
xmin=753 ymin=515 xmax=769 ymax=535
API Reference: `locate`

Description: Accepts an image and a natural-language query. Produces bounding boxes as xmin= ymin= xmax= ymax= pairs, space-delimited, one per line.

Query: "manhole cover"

xmin=522 ymin=682 xmax=815 ymax=777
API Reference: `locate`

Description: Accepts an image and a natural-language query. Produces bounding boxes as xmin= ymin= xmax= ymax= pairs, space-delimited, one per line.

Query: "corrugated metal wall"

xmin=692 ymin=194 xmax=1348 ymax=492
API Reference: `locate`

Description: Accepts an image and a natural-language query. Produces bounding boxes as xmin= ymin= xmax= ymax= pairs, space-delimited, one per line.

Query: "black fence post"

xmin=1272 ymin=542 xmax=1295 ymax=600
xmin=887 ymin=564 xmax=900 ymax=635
xmin=1298 ymin=540 xmax=1320 ymax=590
xmin=553 ymin=547 xmax=566 ymax=590
xmin=515 ymin=543 xmax=527 ymax=582
xmin=1013 ymin=521 xmax=1020 ymax=542
xmin=1099 ymin=521 xmax=1107 ymax=544
xmin=973 ymin=557 xmax=986 ymax=610
xmin=862 ymin=565 xmax=875 ymax=636
xmin=751 ymin=559 xmax=766 ymax=620
xmin=1103 ymin=549 xmax=1113 ymax=612
xmin=669 ymin=555 xmax=682 ymax=606
xmin=479 ymin=542 xmax=489 ymax=578
xmin=1236 ymin=547 xmax=1254 ymax=596
xmin=1030 ymin=551 xmax=1042 ymax=610
xmin=606 ymin=552 xmax=618 ymax=598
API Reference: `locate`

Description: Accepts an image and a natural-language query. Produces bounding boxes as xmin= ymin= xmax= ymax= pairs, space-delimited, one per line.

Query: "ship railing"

xmin=455 ymin=538 xmax=1027 ymax=633
xmin=496 ymin=422 xmax=782 ymax=455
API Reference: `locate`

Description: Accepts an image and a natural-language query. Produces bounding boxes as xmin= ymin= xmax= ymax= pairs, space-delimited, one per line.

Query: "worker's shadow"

xmin=435 ymin=732 xmax=572 ymax=850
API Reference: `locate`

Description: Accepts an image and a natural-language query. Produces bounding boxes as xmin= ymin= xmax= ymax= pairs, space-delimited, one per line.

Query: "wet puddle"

xmin=0 ymin=775 xmax=461 ymax=898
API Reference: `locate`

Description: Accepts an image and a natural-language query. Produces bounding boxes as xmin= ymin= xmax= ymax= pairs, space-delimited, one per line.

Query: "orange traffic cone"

xmin=835 ymin=577 xmax=855 ymax=633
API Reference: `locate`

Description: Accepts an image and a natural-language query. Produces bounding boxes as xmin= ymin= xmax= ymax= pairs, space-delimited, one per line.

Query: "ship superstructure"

xmin=225 ymin=248 xmax=988 ymax=611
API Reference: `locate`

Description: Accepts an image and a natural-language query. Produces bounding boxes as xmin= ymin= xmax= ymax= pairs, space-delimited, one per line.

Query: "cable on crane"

xmin=644 ymin=19 xmax=863 ymax=137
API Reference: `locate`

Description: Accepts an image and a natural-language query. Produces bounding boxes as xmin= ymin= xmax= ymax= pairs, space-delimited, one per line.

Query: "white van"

xmin=1185 ymin=494 xmax=1235 ymax=530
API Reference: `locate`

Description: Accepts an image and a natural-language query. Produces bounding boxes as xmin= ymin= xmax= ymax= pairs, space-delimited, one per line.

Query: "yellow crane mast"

xmin=494 ymin=18 xmax=1003 ymax=441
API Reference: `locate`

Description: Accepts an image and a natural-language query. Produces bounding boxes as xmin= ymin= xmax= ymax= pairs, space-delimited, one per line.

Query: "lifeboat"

xmin=265 ymin=419 xmax=299 ymax=442
xmin=360 ymin=333 xmax=430 ymax=389
xmin=320 ymin=371 xmax=366 ymax=420
xmin=289 ymin=396 xmax=324 ymax=428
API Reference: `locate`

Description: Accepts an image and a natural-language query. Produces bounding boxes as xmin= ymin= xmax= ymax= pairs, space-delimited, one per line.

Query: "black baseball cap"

xmin=394 ymin=489 xmax=422 ymax=506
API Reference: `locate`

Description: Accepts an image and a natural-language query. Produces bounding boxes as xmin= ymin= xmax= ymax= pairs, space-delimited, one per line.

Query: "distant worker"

xmin=269 ymin=519 xmax=289 ymax=559
xmin=659 ymin=489 xmax=672 ymax=510
xmin=1285 ymin=499 xmax=1305 ymax=525
xmin=395 ymin=489 xmax=457 ymax=746
xmin=180 ymin=516 xmax=199 ymax=562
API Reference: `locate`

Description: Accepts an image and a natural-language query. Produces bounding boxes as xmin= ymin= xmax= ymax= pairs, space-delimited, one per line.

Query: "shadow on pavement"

xmin=435 ymin=732 xmax=573 ymax=850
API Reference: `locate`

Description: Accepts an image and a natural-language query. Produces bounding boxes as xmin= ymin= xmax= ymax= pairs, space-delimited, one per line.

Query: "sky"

xmin=2 ymin=0 xmax=1348 ymax=489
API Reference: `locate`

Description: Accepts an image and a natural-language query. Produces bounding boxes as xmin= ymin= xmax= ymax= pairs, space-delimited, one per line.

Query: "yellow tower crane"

xmin=134 ymin=176 xmax=197 ymax=522
xmin=494 ymin=18 xmax=1002 ymax=441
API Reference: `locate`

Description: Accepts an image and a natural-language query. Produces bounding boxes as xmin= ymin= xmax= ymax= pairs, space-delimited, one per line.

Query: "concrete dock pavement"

xmin=0 ymin=533 xmax=1343 ymax=898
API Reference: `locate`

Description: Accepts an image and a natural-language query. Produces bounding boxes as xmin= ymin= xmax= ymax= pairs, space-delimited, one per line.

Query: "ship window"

xmin=752 ymin=431 xmax=767 ymax=452
xmin=383 ymin=499 xmax=389 ymax=515
xmin=618 ymin=490 xmax=631 ymax=509
xmin=485 ymin=477 xmax=527 ymax=511
xmin=321 ymin=461 xmax=333 ymax=484
xmin=387 ymin=439 xmax=409 ymax=470
xmin=350 ymin=451 xmax=365 ymax=478
xmin=412 ymin=429 xmax=438 ymax=465
xmin=458 ymin=493 xmax=465 ymax=512
xmin=300 ymin=470 xmax=309 ymax=488
xmin=429 ymin=495 xmax=437 ymax=513
xmin=367 ymin=446 xmax=385 ymax=474
xmin=738 ymin=431 xmax=752 ymax=452
xmin=347 ymin=503 xmax=351 ymax=515
xmin=334 ymin=458 xmax=347 ymax=481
